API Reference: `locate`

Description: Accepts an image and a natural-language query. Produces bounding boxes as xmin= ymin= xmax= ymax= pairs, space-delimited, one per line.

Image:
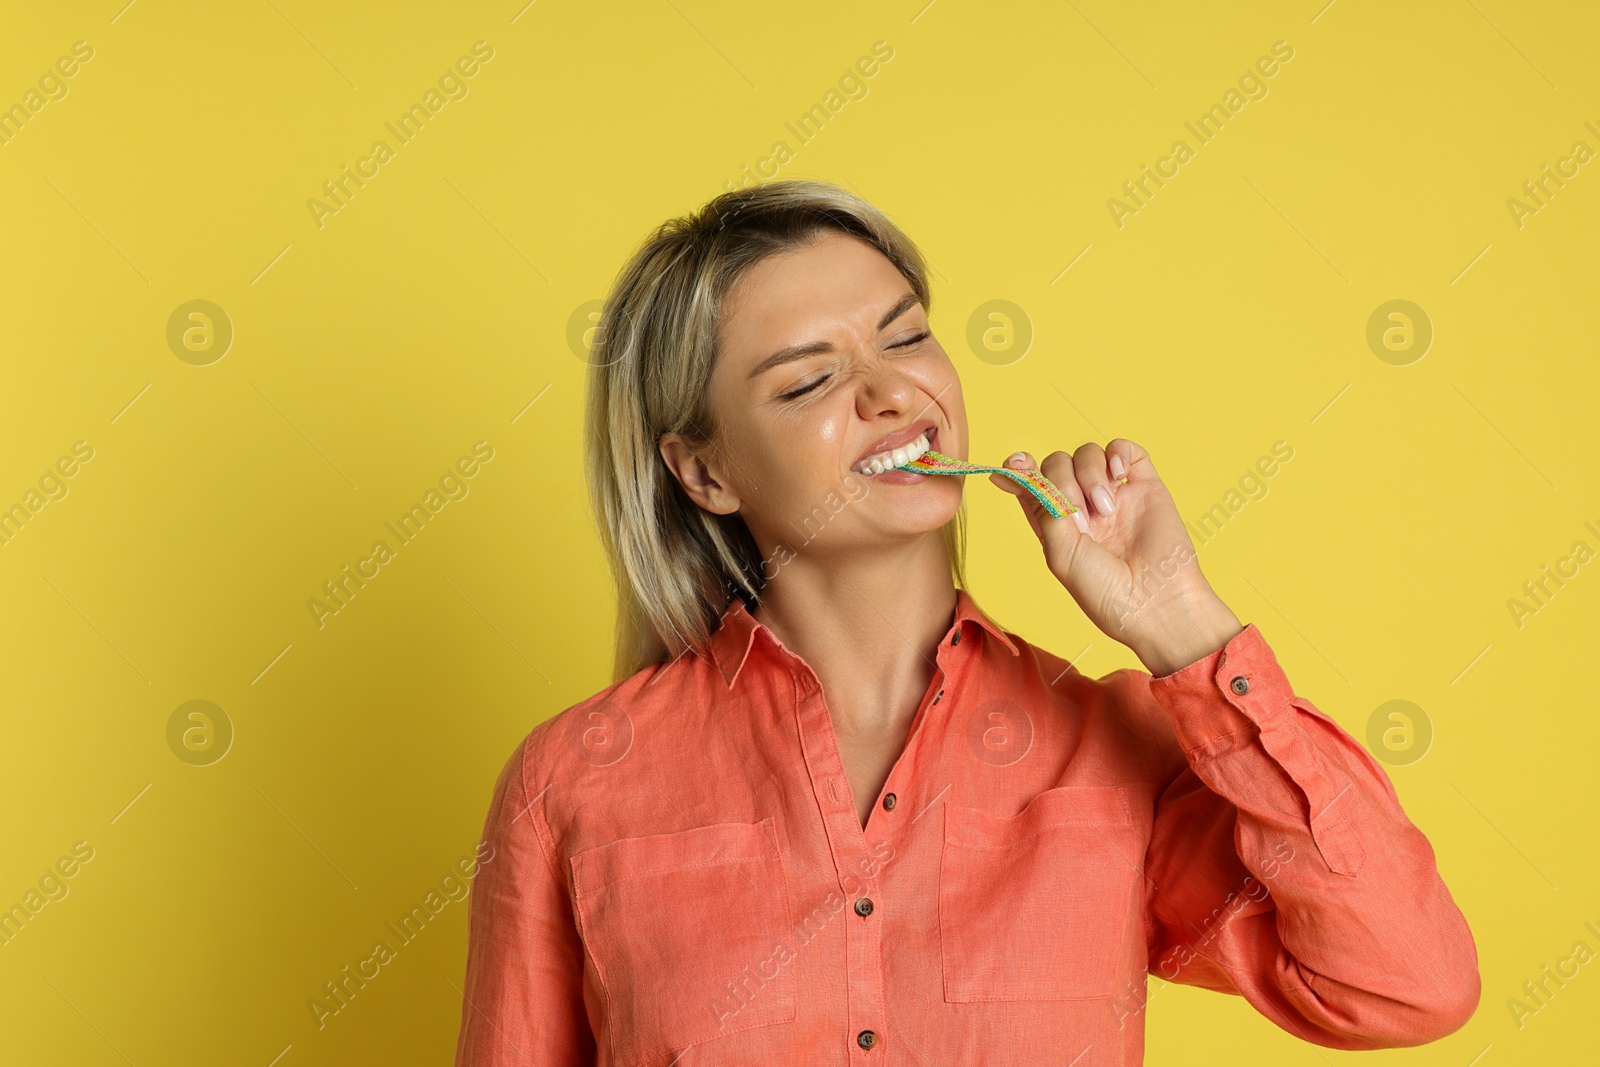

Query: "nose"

xmin=854 ymin=350 xmax=918 ymax=418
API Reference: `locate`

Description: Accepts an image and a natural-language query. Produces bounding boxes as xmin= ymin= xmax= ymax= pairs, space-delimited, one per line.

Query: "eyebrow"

xmin=747 ymin=291 xmax=923 ymax=379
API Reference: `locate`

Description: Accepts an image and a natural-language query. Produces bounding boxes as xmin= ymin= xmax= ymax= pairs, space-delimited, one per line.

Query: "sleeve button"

xmin=1230 ymin=676 xmax=1250 ymax=695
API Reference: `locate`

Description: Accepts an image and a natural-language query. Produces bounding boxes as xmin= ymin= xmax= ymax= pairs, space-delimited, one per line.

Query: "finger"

xmin=1002 ymin=451 xmax=1089 ymax=530
xmin=998 ymin=451 xmax=1045 ymax=521
xmin=1036 ymin=450 xmax=1091 ymax=532
xmin=986 ymin=470 xmax=1044 ymax=538
xmin=1072 ymin=442 xmax=1120 ymax=519
xmin=987 ymin=470 xmax=1028 ymax=501
xmin=1104 ymin=437 xmax=1151 ymax=484
xmin=1004 ymin=450 xmax=1034 ymax=470
xmin=992 ymin=451 xmax=1035 ymax=500
xmin=1002 ymin=450 xmax=1093 ymax=534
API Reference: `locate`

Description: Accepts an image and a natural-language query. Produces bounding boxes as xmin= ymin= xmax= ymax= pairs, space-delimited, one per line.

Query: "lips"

xmin=851 ymin=419 xmax=939 ymax=474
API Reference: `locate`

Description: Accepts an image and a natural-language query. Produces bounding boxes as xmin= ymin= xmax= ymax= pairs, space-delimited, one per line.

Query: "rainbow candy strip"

xmin=897 ymin=448 xmax=1078 ymax=518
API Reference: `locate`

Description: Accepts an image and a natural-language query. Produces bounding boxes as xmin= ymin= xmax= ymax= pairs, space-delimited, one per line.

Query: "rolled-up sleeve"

xmin=1132 ymin=622 xmax=1480 ymax=1049
xmin=455 ymin=736 xmax=595 ymax=1066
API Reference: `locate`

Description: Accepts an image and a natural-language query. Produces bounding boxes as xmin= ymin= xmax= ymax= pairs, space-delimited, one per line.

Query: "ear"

xmin=658 ymin=432 xmax=742 ymax=515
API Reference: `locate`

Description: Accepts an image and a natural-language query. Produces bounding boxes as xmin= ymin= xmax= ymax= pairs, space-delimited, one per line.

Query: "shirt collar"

xmin=699 ymin=587 xmax=1020 ymax=690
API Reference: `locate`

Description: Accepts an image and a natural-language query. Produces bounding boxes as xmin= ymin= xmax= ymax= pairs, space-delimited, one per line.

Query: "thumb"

xmin=994 ymin=451 xmax=1091 ymax=536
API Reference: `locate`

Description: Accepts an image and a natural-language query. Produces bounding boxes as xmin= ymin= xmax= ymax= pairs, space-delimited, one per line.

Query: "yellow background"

xmin=2 ymin=1 xmax=1596 ymax=1063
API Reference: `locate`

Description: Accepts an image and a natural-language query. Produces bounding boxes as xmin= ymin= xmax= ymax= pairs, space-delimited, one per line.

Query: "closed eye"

xmin=779 ymin=376 xmax=828 ymax=400
xmin=777 ymin=332 xmax=931 ymax=400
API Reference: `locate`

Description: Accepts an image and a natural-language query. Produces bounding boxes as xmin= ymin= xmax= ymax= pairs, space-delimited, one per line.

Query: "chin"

xmin=863 ymin=478 xmax=964 ymax=535
xmin=777 ymin=464 xmax=961 ymax=546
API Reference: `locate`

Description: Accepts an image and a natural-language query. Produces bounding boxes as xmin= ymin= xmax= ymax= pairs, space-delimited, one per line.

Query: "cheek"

xmin=722 ymin=411 xmax=835 ymax=507
xmin=778 ymin=411 xmax=852 ymax=498
xmin=923 ymin=359 xmax=967 ymax=445
xmin=806 ymin=405 xmax=850 ymax=454
xmin=918 ymin=344 xmax=961 ymax=394
xmin=751 ymin=410 xmax=865 ymax=526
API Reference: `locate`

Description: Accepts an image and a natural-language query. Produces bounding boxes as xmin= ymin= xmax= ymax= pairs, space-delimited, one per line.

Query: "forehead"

xmin=717 ymin=232 xmax=917 ymax=362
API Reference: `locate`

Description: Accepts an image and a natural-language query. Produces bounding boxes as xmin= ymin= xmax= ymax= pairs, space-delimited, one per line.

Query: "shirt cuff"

xmin=1145 ymin=622 xmax=1293 ymax=762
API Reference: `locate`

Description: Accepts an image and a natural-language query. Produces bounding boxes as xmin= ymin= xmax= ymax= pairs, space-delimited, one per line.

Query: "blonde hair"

xmin=584 ymin=179 xmax=968 ymax=682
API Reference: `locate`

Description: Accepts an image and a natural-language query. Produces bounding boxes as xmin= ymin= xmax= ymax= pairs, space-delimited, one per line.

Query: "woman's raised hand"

xmin=988 ymin=439 xmax=1244 ymax=675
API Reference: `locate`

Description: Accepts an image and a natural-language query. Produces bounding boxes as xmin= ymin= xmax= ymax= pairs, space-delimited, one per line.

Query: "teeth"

xmin=861 ymin=431 xmax=930 ymax=474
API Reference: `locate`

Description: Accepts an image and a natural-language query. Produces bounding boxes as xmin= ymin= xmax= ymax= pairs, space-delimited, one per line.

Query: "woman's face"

xmin=661 ymin=230 xmax=968 ymax=565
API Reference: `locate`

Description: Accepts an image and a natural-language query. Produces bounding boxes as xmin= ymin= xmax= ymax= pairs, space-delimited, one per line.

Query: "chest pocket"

xmin=570 ymin=816 xmax=798 ymax=1066
xmin=939 ymin=784 xmax=1142 ymax=1002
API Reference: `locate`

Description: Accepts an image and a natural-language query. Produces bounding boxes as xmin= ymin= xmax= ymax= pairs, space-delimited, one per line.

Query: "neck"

xmin=750 ymin=531 xmax=956 ymax=731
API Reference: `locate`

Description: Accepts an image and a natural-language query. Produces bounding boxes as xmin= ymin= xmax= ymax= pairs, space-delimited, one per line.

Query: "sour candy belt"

xmin=897 ymin=448 xmax=1078 ymax=519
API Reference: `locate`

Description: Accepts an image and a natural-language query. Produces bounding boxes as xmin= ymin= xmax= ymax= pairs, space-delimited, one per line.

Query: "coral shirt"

xmin=454 ymin=589 xmax=1480 ymax=1066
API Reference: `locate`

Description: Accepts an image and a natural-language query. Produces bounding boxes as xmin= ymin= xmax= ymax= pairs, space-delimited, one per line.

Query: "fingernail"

xmin=1110 ymin=454 xmax=1126 ymax=479
xmin=1071 ymin=508 xmax=1090 ymax=534
xmin=1006 ymin=452 xmax=1027 ymax=468
xmin=1092 ymin=486 xmax=1116 ymax=515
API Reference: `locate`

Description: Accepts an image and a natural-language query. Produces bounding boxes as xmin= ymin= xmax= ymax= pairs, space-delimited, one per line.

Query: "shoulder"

xmin=503 ymin=650 xmax=719 ymax=830
xmin=518 ymin=660 xmax=666 ymax=781
xmin=471 ymin=663 xmax=682 ymax=881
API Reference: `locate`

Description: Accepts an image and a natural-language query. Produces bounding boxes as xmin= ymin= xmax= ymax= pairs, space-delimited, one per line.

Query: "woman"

xmin=454 ymin=180 xmax=1479 ymax=1066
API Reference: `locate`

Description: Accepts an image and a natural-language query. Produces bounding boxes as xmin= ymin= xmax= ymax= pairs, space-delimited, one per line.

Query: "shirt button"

xmin=1230 ymin=676 xmax=1250 ymax=695
xmin=951 ymin=629 xmax=962 ymax=646
xmin=932 ymin=688 xmax=944 ymax=704
xmin=882 ymin=792 xmax=896 ymax=810
xmin=855 ymin=897 xmax=874 ymax=917
xmin=857 ymin=1030 xmax=878 ymax=1049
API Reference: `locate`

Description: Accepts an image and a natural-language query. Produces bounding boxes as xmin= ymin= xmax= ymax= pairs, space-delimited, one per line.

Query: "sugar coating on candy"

xmin=897 ymin=449 xmax=1077 ymax=519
